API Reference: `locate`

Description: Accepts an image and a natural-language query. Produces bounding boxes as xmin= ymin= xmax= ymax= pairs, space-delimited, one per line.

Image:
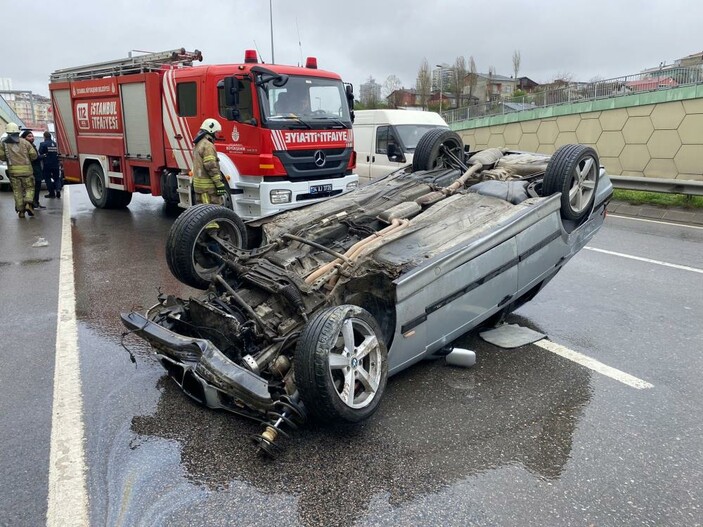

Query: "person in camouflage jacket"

xmin=1 ymin=123 xmax=38 ymax=218
xmin=192 ymin=118 xmax=227 ymax=205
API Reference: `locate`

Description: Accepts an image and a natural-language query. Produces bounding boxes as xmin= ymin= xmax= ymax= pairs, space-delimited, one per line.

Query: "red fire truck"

xmin=49 ymin=48 xmax=358 ymax=218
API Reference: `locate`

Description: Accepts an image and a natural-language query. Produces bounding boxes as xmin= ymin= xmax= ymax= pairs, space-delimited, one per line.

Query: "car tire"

xmin=166 ymin=204 xmax=247 ymax=289
xmin=543 ymin=144 xmax=599 ymax=221
xmin=294 ymin=305 xmax=388 ymax=424
xmin=412 ymin=129 xmax=464 ymax=172
xmin=85 ymin=163 xmax=133 ymax=209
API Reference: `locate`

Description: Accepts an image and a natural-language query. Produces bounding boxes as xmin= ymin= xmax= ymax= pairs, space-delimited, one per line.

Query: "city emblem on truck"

xmin=313 ymin=150 xmax=326 ymax=167
xmin=231 ymin=126 xmax=240 ymax=142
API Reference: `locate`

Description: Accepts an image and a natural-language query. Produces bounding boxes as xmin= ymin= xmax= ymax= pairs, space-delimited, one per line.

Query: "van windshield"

xmin=396 ymin=125 xmax=448 ymax=151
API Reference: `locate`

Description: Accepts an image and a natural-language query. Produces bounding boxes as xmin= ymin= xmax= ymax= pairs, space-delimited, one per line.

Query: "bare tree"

xmin=551 ymin=72 xmax=574 ymax=84
xmin=512 ymin=49 xmax=521 ymax=80
xmin=416 ymin=59 xmax=431 ymax=110
xmin=383 ymin=75 xmax=403 ymax=108
xmin=467 ymin=56 xmax=477 ymax=104
xmin=451 ymin=56 xmax=467 ymax=108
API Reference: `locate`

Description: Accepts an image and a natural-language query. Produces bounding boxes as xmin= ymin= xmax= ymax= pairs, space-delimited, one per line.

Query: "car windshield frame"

xmin=258 ymin=75 xmax=352 ymax=129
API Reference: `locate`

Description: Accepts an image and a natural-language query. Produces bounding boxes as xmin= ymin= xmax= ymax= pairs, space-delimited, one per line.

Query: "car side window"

xmin=376 ymin=126 xmax=390 ymax=154
xmin=176 ymin=82 xmax=197 ymax=117
xmin=376 ymin=126 xmax=401 ymax=155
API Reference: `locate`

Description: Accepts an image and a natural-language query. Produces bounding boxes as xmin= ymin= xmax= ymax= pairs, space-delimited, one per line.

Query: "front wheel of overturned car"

xmin=294 ymin=305 xmax=388 ymax=424
xmin=543 ymin=144 xmax=600 ymax=222
xmin=166 ymin=204 xmax=248 ymax=289
xmin=412 ymin=128 xmax=465 ymax=172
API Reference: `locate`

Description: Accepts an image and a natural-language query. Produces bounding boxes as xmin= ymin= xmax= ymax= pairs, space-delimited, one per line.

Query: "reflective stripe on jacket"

xmin=192 ymin=138 xmax=224 ymax=193
xmin=1 ymin=137 xmax=38 ymax=176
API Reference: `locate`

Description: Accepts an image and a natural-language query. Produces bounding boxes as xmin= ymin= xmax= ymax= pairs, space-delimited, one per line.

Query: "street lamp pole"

xmin=436 ymin=64 xmax=443 ymax=114
xmin=270 ymin=0 xmax=275 ymax=64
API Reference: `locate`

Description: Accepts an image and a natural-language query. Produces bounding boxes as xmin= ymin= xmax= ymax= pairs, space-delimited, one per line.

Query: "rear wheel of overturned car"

xmin=85 ymin=163 xmax=132 ymax=209
xmin=166 ymin=204 xmax=248 ymax=289
xmin=294 ymin=305 xmax=388 ymax=424
xmin=412 ymin=128 xmax=465 ymax=172
xmin=543 ymin=144 xmax=599 ymax=221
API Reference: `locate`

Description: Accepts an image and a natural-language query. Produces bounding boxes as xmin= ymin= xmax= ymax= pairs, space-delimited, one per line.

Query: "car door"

xmin=352 ymin=124 xmax=373 ymax=184
xmin=370 ymin=125 xmax=405 ymax=180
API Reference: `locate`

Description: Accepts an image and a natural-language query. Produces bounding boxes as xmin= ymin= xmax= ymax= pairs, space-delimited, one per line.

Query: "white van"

xmin=353 ymin=109 xmax=449 ymax=183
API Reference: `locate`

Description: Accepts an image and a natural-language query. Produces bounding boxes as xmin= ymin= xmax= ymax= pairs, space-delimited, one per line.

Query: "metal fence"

xmin=442 ymin=66 xmax=703 ymax=124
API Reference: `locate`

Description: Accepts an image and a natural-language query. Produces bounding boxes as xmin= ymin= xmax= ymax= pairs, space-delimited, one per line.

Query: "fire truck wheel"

xmin=85 ymin=163 xmax=132 ymax=209
xmin=166 ymin=204 xmax=248 ymax=289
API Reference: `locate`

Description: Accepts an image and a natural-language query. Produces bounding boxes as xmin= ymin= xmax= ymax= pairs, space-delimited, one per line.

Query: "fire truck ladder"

xmin=50 ymin=48 xmax=203 ymax=82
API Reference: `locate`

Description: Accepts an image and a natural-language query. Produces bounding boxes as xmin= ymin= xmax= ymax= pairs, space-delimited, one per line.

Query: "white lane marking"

xmin=47 ymin=188 xmax=89 ymax=526
xmin=584 ymin=246 xmax=703 ymax=274
xmin=608 ymin=214 xmax=703 ymax=231
xmin=535 ymin=339 xmax=654 ymax=390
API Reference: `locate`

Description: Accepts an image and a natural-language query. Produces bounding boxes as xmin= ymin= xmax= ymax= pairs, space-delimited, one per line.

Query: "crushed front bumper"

xmin=121 ymin=312 xmax=273 ymax=419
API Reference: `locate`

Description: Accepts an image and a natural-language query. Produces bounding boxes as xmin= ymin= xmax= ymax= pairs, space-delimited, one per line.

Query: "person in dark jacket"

xmin=38 ymin=131 xmax=61 ymax=198
xmin=20 ymin=130 xmax=46 ymax=209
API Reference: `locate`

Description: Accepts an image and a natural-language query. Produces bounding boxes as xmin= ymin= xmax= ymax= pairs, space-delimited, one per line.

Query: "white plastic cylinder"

xmin=445 ymin=347 xmax=477 ymax=368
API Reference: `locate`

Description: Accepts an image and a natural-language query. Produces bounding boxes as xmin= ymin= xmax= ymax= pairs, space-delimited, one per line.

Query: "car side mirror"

xmin=387 ymin=143 xmax=406 ymax=163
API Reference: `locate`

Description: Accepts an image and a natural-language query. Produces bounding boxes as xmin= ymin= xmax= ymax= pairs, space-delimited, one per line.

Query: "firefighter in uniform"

xmin=39 ymin=131 xmax=61 ymax=198
xmin=192 ymin=118 xmax=228 ymax=205
xmin=0 ymin=123 xmax=38 ymax=218
xmin=20 ymin=130 xmax=46 ymax=209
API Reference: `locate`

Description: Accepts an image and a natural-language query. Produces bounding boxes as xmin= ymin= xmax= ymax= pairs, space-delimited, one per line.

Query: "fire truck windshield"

xmin=260 ymin=76 xmax=351 ymax=128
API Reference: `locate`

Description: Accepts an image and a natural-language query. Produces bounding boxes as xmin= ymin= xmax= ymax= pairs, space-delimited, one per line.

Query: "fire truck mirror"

xmin=224 ymin=77 xmax=240 ymax=107
xmin=345 ymin=83 xmax=355 ymax=122
xmin=345 ymin=83 xmax=355 ymax=110
xmin=225 ymin=108 xmax=241 ymax=122
xmin=272 ymin=74 xmax=289 ymax=88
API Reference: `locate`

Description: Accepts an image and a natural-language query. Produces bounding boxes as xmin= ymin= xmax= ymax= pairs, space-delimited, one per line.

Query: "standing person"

xmin=20 ymin=130 xmax=46 ymax=209
xmin=39 ymin=131 xmax=61 ymax=198
xmin=192 ymin=118 xmax=228 ymax=205
xmin=0 ymin=122 xmax=38 ymax=218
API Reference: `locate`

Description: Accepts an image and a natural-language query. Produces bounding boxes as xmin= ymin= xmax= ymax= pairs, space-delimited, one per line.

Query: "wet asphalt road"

xmin=1 ymin=187 xmax=702 ymax=527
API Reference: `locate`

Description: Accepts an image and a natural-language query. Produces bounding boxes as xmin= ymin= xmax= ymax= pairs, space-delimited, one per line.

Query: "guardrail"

xmin=610 ymin=176 xmax=703 ymax=196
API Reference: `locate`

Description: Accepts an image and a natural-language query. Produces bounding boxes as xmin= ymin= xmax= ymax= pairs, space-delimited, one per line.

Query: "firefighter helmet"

xmin=5 ymin=122 xmax=20 ymax=134
xmin=200 ymin=118 xmax=222 ymax=135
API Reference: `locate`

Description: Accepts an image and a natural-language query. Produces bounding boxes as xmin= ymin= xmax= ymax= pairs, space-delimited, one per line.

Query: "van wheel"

xmin=166 ymin=204 xmax=247 ymax=289
xmin=412 ymin=129 xmax=465 ymax=172
xmin=543 ymin=145 xmax=599 ymax=221
xmin=85 ymin=163 xmax=132 ymax=209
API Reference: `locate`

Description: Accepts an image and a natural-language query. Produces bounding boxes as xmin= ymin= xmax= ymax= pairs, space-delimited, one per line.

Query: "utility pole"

xmin=436 ymin=64 xmax=443 ymax=113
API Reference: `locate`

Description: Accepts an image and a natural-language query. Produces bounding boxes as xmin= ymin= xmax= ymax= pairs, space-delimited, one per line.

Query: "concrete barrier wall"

xmin=451 ymin=85 xmax=703 ymax=181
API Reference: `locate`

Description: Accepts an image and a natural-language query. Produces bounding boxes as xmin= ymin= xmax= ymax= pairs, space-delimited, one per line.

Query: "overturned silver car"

xmin=122 ymin=130 xmax=612 ymax=456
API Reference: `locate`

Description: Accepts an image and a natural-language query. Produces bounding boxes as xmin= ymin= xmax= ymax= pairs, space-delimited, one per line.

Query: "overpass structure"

xmin=450 ymin=85 xmax=703 ymax=191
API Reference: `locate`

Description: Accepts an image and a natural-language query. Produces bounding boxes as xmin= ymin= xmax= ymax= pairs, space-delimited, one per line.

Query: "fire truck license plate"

xmin=310 ymin=184 xmax=333 ymax=194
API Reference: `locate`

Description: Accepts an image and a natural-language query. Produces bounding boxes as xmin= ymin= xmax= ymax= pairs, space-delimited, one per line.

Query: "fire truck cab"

xmin=49 ymin=48 xmax=358 ymax=219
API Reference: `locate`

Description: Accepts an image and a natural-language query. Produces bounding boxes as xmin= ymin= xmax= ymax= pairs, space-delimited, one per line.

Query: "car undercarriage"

xmin=123 ymin=132 xmax=612 ymax=456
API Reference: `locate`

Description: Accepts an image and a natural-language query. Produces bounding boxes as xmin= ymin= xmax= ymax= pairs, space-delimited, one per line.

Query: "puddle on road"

xmin=0 ymin=257 xmax=54 ymax=266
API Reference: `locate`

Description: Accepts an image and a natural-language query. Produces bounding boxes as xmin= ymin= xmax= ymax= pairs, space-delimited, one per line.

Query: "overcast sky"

xmin=3 ymin=0 xmax=702 ymax=98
